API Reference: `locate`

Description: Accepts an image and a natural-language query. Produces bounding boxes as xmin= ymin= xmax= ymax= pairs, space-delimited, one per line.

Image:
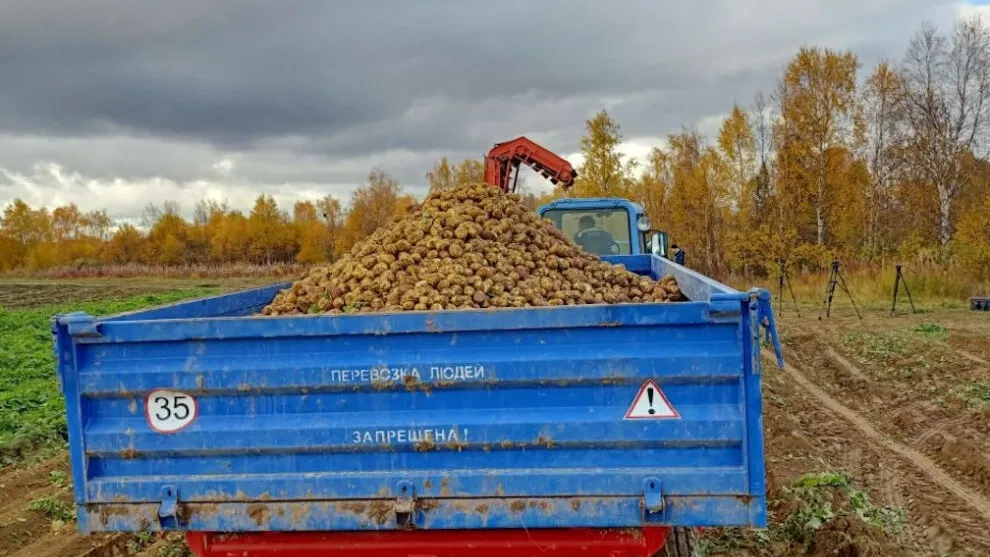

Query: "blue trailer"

xmin=53 ymin=254 xmax=782 ymax=557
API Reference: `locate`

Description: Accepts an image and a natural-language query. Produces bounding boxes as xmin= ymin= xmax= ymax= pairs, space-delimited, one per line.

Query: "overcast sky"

xmin=0 ymin=0 xmax=983 ymax=223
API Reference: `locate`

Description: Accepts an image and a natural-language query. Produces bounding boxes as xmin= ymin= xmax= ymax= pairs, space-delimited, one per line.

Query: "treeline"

xmin=561 ymin=17 xmax=990 ymax=278
xmin=2 ymin=17 xmax=990 ymax=279
xmin=0 ymin=168 xmax=413 ymax=270
xmin=0 ymin=162 xmax=541 ymax=271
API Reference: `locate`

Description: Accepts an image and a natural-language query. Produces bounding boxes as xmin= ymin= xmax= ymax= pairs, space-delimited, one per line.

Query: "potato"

xmin=260 ymin=182 xmax=686 ymax=315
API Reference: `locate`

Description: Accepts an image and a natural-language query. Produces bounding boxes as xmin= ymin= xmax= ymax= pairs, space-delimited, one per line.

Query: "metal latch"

xmin=159 ymin=485 xmax=179 ymax=527
xmin=394 ymin=480 xmax=416 ymax=527
xmin=642 ymin=477 xmax=663 ymax=514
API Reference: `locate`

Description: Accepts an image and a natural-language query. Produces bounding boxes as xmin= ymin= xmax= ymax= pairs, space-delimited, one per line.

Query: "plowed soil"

xmin=729 ymin=305 xmax=989 ymax=556
xmin=0 ymin=457 xmax=126 ymax=557
xmin=783 ymin=310 xmax=990 ymax=510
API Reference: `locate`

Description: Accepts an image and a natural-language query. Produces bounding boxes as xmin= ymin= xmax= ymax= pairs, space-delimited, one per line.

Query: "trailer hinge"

xmin=394 ymin=480 xmax=416 ymax=527
xmin=642 ymin=477 xmax=663 ymax=514
xmin=158 ymin=485 xmax=179 ymax=527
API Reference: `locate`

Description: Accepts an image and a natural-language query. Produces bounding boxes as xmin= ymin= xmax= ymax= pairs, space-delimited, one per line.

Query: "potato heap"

xmin=261 ymin=183 xmax=685 ymax=316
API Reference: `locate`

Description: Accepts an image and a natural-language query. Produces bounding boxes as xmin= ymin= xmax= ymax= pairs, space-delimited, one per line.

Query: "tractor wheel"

xmin=659 ymin=527 xmax=702 ymax=557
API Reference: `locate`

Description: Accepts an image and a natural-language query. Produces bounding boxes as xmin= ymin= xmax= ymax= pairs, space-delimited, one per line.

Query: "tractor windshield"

xmin=541 ymin=208 xmax=632 ymax=256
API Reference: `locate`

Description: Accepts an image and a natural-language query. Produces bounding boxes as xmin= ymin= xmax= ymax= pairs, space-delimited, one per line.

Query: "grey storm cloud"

xmin=0 ymin=0 xmax=969 ymax=220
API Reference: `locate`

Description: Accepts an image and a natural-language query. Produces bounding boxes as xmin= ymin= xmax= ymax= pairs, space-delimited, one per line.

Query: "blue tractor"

xmin=483 ymin=136 xmax=670 ymax=260
xmin=538 ymin=197 xmax=669 ymax=259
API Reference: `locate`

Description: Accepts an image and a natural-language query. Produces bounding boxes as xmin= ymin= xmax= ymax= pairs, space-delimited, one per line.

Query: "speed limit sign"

xmin=145 ymin=389 xmax=198 ymax=433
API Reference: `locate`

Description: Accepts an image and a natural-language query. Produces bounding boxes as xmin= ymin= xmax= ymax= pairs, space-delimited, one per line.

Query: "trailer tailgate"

xmin=54 ymin=259 xmax=770 ymax=533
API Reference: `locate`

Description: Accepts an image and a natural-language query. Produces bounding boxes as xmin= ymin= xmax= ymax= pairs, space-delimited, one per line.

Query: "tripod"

xmin=890 ymin=264 xmax=917 ymax=314
xmin=776 ymin=258 xmax=801 ymax=317
xmin=819 ymin=260 xmax=862 ymax=320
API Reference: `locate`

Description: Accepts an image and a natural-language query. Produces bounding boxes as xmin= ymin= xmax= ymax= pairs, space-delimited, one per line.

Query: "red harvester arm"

xmin=483 ymin=136 xmax=577 ymax=193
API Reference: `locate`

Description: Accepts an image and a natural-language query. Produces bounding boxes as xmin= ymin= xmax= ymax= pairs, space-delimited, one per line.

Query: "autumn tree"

xmin=427 ymin=157 xmax=486 ymax=194
xmin=210 ymin=210 xmax=250 ymax=263
xmin=86 ymin=210 xmax=113 ymax=242
xmin=630 ymin=147 xmax=671 ymax=230
xmin=341 ymin=168 xmax=412 ymax=251
xmin=247 ymin=195 xmax=291 ymax=264
xmin=749 ymin=91 xmax=780 ymax=236
xmin=316 ymin=195 xmax=343 ymax=262
xmin=715 ymin=105 xmax=781 ymax=274
xmin=1 ymin=200 xmax=47 ymax=268
xmin=718 ymin=105 xmax=758 ymax=214
xmin=573 ymin=109 xmax=633 ymax=198
xmin=187 ymin=200 xmax=227 ymax=263
xmin=454 ymin=158 xmax=484 ymax=184
xmin=954 ymin=190 xmax=990 ymax=275
xmin=143 ymin=202 xmax=188 ymax=265
xmin=663 ymin=130 xmax=730 ymax=276
xmin=105 ymin=224 xmax=144 ymax=264
xmin=899 ymin=16 xmax=990 ymax=248
xmin=0 ymin=232 xmax=17 ymax=270
xmin=425 ymin=157 xmax=456 ymax=194
xmin=775 ymin=47 xmax=861 ymax=247
xmin=294 ymin=200 xmax=329 ymax=264
xmin=859 ymin=61 xmax=906 ymax=256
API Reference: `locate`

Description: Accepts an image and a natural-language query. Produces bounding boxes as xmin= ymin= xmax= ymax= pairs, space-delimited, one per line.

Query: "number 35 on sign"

xmin=145 ymin=389 xmax=198 ymax=433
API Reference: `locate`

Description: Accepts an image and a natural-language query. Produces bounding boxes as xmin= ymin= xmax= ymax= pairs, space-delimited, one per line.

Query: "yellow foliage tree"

xmin=775 ymin=46 xmax=860 ymax=247
xmin=341 ymin=168 xmax=411 ymax=252
xmin=953 ymin=192 xmax=990 ymax=276
xmin=572 ymin=109 xmax=633 ymax=198
xmin=663 ymin=130 xmax=730 ymax=276
xmin=247 ymin=195 xmax=291 ymax=264
xmin=104 ymin=224 xmax=144 ymax=264
xmin=630 ymin=148 xmax=671 ymax=232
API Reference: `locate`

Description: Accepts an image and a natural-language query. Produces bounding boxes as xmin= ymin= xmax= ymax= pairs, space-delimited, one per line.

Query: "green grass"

xmin=49 ymin=469 xmax=70 ymax=490
xmin=156 ymin=533 xmax=194 ymax=557
xmin=0 ymin=288 xmax=220 ymax=466
xmin=28 ymin=495 xmax=75 ymax=522
xmin=955 ymin=382 xmax=990 ymax=410
xmin=842 ymin=331 xmax=909 ymax=360
xmin=699 ymin=470 xmax=906 ymax=555
xmin=912 ymin=322 xmax=949 ymax=340
xmin=777 ymin=471 xmax=906 ymax=546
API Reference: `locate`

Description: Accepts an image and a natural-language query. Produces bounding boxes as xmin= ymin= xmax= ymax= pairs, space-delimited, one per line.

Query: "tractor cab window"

xmin=541 ymin=209 xmax=632 ymax=256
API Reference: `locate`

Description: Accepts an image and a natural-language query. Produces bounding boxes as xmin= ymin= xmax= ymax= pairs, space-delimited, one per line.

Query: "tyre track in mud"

xmin=765 ymin=348 xmax=990 ymax=522
xmin=787 ymin=323 xmax=990 ymax=502
xmin=764 ymin=347 xmax=990 ymax=555
xmin=760 ymin=354 xmax=988 ymax=555
xmin=956 ymin=349 xmax=988 ymax=366
xmin=762 ymin=351 xmax=990 ymax=555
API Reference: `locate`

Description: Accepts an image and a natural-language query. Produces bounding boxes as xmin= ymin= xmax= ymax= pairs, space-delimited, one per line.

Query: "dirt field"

xmin=706 ymin=300 xmax=989 ymax=557
xmin=1 ymin=279 xmax=987 ymax=556
xmin=0 ymin=278 xmax=274 ymax=310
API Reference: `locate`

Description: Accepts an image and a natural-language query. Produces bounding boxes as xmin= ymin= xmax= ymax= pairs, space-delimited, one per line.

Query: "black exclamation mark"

xmin=647 ymin=387 xmax=656 ymax=415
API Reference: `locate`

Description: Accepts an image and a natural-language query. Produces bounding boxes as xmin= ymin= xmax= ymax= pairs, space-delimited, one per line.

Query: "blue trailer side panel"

xmin=55 ymin=255 xmax=772 ymax=534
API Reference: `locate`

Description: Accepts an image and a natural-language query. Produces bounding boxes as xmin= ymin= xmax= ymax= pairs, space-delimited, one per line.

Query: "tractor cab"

xmin=480 ymin=136 xmax=669 ymax=259
xmin=538 ymin=197 xmax=669 ymax=258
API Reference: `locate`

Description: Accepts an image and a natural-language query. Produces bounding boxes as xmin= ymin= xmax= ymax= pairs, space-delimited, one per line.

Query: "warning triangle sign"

xmin=624 ymin=380 xmax=679 ymax=420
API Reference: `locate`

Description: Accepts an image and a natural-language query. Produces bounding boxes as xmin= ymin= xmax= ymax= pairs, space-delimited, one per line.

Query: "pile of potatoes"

xmin=261 ymin=183 xmax=685 ymax=316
